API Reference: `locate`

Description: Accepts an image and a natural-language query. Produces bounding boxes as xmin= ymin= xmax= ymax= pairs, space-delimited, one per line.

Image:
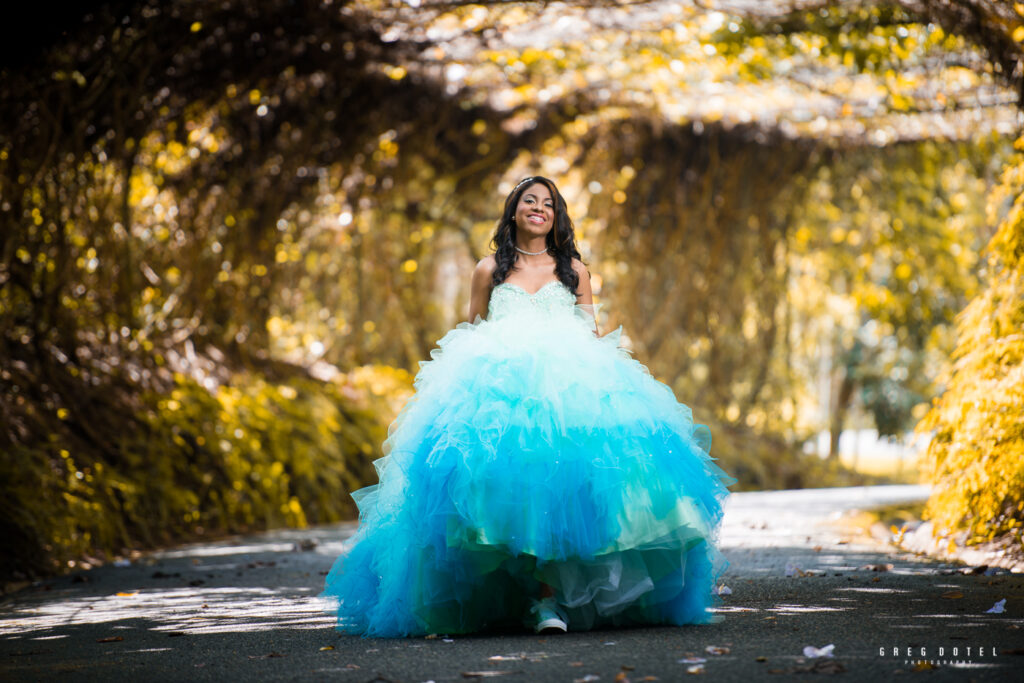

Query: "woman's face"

xmin=515 ymin=182 xmax=554 ymax=239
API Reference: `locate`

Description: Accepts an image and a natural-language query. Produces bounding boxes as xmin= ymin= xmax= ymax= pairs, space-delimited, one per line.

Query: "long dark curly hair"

xmin=490 ymin=175 xmax=583 ymax=295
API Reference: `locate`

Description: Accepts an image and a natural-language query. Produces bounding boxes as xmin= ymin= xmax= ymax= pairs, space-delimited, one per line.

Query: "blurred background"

xmin=2 ymin=0 xmax=1022 ymax=583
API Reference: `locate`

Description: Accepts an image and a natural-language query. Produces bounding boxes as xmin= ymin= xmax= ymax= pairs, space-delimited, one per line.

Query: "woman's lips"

xmin=527 ymin=215 xmax=546 ymax=224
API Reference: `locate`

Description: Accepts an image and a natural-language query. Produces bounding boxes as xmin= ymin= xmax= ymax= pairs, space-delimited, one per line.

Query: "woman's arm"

xmin=467 ymin=255 xmax=497 ymax=323
xmin=573 ymin=259 xmax=599 ymax=336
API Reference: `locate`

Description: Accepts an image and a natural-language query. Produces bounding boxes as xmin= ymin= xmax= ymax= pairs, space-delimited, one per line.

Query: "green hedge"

xmin=0 ymin=369 xmax=389 ymax=582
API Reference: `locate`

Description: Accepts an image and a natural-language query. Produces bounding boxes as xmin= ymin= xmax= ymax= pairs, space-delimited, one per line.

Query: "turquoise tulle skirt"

xmin=322 ymin=285 xmax=736 ymax=637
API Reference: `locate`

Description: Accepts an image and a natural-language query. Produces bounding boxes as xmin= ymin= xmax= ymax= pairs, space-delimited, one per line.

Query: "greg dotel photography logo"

xmin=879 ymin=643 xmax=1003 ymax=669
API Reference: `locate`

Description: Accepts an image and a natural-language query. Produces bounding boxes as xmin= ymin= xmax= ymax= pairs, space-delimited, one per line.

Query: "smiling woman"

xmin=476 ymin=176 xmax=586 ymax=321
xmin=321 ymin=175 xmax=736 ymax=637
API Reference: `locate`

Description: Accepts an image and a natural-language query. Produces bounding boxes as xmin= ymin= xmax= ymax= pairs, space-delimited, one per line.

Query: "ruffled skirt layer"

xmin=322 ymin=307 xmax=735 ymax=637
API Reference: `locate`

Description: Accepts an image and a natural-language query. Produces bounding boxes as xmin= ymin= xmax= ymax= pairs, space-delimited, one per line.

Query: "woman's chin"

xmin=519 ymin=226 xmax=550 ymax=239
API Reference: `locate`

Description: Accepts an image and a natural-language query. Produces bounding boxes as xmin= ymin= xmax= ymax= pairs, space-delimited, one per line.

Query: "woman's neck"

xmin=516 ymin=235 xmax=548 ymax=254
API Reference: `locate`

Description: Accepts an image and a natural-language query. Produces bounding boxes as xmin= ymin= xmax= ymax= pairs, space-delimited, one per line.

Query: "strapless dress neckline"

xmin=495 ymin=280 xmax=565 ymax=297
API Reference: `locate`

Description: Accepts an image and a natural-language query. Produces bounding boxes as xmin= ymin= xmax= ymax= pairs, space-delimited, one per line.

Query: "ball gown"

xmin=321 ymin=278 xmax=736 ymax=637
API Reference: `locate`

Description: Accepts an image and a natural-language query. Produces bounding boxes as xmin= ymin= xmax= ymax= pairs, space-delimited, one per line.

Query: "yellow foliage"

xmin=917 ymin=134 xmax=1024 ymax=545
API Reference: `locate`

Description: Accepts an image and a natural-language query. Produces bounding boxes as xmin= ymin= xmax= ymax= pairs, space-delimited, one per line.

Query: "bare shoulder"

xmin=471 ymin=254 xmax=497 ymax=289
xmin=475 ymin=254 xmax=498 ymax=276
xmin=571 ymin=257 xmax=590 ymax=278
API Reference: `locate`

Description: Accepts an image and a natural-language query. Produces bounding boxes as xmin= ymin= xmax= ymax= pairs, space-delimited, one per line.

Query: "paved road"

xmin=2 ymin=486 xmax=1021 ymax=681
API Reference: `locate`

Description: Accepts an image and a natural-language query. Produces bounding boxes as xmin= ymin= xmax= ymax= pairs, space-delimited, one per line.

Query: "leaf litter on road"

xmin=487 ymin=652 xmax=551 ymax=662
xmin=986 ymin=598 xmax=1006 ymax=613
xmin=785 ymin=562 xmax=811 ymax=577
xmin=803 ymin=644 xmax=835 ymax=658
xmin=859 ymin=563 xmax=893 ymax=572
xmin=461 ymin=672 xmax=518 ymax=678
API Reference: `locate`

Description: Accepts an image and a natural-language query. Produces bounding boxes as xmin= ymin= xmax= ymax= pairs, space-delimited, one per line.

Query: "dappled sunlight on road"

xmin=1 ymin=491 xmax=1020 ymax=681
xmin=1 ymin=586 xmax=335 ymax=640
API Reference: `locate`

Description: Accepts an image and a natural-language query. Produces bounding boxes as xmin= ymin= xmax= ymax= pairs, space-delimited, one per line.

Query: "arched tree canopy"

xmin=1 ymin=0 xmax=1021 ymax=580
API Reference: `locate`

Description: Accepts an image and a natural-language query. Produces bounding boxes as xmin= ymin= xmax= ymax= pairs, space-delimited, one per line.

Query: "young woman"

xmin=322 ymin=176 xmax=736 ymax=636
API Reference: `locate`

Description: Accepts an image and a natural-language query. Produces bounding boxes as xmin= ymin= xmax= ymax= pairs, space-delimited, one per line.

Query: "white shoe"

xmin=530 ymin=597 xmax=568 ymax=634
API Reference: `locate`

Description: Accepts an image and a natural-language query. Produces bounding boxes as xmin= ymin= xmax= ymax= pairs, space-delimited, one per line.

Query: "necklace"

xmin=515 ymin=245 xmax=549 ymax=256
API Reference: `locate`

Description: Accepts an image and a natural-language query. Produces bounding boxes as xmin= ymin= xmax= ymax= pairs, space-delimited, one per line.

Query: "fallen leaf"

xmin=985 ymin=598 xmax=1006 ymax=614
xmin=614 ymin=673 xmax=628 ymax=683
xmin=115 ymin=591 xmax=137 ymax=597
xmin=569 ymin=662 xmax=584 ymax=667
xmin=871 ymin=577 xmax=881 ymax=583
xmin=911 ymin=661 xmax=935 ymax=671
xmin=638 ymin=678 xmax=659 ymax=682
xmin=785 ymin=562 xmax=809 ymax=577
xmin=425 ymin=633 xmax=439 ymax=639
xmin=860 ymin=564 xmax=893 ymax=572
xmin=319 ymin=645 xmax=335 ymax=651
xmin=755 ymin=656 xmax=767 ymax=662
xmin=803 ymin=644 xmax=835 ymax=658
xmin=678 ymin=657 xmax=706 ymax=664
xmin=705 ymin=645 xmax=729 ymax=655
xmin=621 ymin=665 xmax=635 ymax=671
xmin=941 ymin=591 xmax=964 ymax=599
xmin=96 ymin=636 xmax=124 ymax=643
xmin=462 ymin=673 xmax=518 ymax=679
xmin=686 ymin=664 xmax=704 ymax=674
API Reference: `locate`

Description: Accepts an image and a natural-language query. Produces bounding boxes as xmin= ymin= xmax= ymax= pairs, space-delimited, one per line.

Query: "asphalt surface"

xmin=2 ymin=485 xmax=1022 ymax=682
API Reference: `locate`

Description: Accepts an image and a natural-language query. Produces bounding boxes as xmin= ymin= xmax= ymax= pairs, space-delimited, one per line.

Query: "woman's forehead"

xmin=522 ymin=183 xmax=552 ymax=199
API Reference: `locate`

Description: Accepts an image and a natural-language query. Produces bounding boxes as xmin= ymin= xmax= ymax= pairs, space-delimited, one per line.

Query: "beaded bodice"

xmin=487 ymin=280 xmax=575 ymax=321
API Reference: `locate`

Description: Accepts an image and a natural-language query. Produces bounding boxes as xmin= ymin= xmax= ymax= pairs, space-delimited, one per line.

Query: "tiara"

xmin=512 ymin=176 xmax=534 ymax=192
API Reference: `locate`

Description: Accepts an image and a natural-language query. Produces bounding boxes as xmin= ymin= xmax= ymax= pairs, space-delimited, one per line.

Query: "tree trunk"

xmin=828 ymin=367 xmax=855 ymax=461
